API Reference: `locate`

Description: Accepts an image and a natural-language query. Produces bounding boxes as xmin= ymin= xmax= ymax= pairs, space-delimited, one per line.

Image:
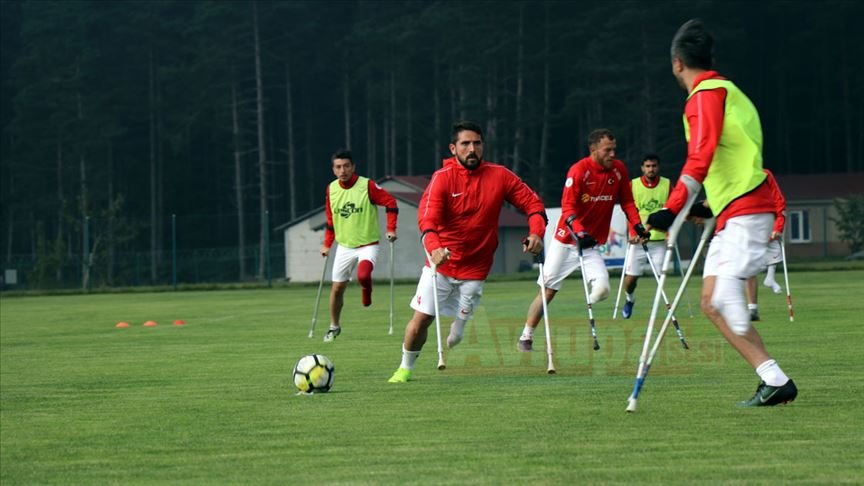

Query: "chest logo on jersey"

xmin=641 ymin=198 xmax=663 ymax=212
xmin=338 ymin=202 xmax=364 ymax=219
xmin=583 ymin=193 xmax=613 ymax=203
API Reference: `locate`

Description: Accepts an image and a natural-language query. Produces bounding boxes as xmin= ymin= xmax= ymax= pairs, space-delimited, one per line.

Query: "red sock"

xmin=358 ymin=260 xmax=373 ymax=307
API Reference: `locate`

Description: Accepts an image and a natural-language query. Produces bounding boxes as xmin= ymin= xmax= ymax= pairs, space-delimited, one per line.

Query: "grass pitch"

xmin=2 ymin=270 xmax=863 ymax=484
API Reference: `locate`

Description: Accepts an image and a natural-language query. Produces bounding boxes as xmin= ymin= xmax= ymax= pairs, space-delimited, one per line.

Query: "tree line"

xmin=0 ymin=0 xmax=861 ymax=288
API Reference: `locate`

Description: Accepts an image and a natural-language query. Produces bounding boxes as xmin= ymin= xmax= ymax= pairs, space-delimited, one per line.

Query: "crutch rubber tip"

xmin=388 ymin=329 xmax=394 ymax=335
xmin=682 ymin=341 xmax=690 ymax=350
xmin=547 ymin=368 xmax=556 ymax=375
xmin=593 ymin=342 xmax=600 ymax=351
xmin=626 ymin=398 xmax=638 ymax=413
xmin=307 ymin=330 xmax=314 ymax=338
xmin=437 ymin=364 xmax=446 ymax=370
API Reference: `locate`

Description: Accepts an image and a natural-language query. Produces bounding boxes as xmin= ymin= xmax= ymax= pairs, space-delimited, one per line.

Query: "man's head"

xmin=641 ymin=154 xmax=660 ymax=180
xmin=450 ymin=121 xmax=484 ymax=170
xmin=331 ymin=148 xmax=355 ymax=182
xmin=587 ymin=129 xmax=616 ymax=169
xmin=670 ymin=19 xmax=713 ymax=88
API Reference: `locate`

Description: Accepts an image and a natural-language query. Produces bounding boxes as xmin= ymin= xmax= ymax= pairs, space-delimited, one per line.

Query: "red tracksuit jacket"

xmin=555 ymin=156 xmax=641 ymax=245
xmin=419 ymin=157 xmax=547 ymax=280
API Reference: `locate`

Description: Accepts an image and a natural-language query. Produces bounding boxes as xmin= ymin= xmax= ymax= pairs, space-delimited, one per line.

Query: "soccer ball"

xmin=293 ymin=354 xmax=335 ymax=393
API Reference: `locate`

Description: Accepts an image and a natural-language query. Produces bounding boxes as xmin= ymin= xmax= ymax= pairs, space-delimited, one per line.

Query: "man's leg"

xmin=388 ymin=312 xmax=435 ymax=383
xmin=325 ymin=281 xmax=348 ymax=342
xmin=745 ymin=276 xmax=760 ymax=321
xmin=447 ymin=280 xmax=485 ymax=349
xmin=358 ymin=260 xmax=374 ymax=307
xmin=518 ymin=288 xmax=558 ymax=351
xmin=621 ymin=243 xmax=640 ymax=318
xmin=702 ymin=276 xmax=770 ymax=367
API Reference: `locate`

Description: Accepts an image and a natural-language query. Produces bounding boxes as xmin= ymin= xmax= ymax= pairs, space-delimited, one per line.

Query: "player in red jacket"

xmin=517 ymin=128 xmax=649 ymax=351
xmin=388 ymin=121 xmax=547 ymax=383
xmin=745 ymin=169 xmax=787 ymax=321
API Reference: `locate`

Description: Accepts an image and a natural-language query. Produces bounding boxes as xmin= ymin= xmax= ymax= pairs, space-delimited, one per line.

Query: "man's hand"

xmin=633 ymin=223 xmax=651 ymax=243
xmin=320 ymin=245 xmax=331 ymax=257
xmin=688 ymin=200 xmax=713 ymax=219
xmin=385 ymin=231 xmax=398 ymax=242
xmin=646 ymin=209 xmax=675 ymax=231
xmin=769 ymin=230 xmax=781 ymax=241
xmin=430 ymin=247 xmax=451 ymax=266
xmin=521 ymin=234 xmax=543 ymax=255
xmin=575 ymin=231 xmax=597 ymax=249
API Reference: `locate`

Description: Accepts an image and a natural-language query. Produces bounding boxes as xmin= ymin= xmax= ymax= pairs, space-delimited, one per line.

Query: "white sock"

xmin=399 ymin=347 xmax=421 ymax=371
xmin=748 ymin=303 xmax=758 ymax=311
xmin=520 ymin=324 xmax=535 ymax=340
xmin=447 ymin=318 xmax=467 ymax=348
xmin=756 ymin=359 xmax=789 ymax=387
xmin=764 ymin=265 xmax=777 ymax=285
xmin=625 ymin=292 xmax=635 ymax=303
xmin=329 ymin=323 xmax=340 ymax=330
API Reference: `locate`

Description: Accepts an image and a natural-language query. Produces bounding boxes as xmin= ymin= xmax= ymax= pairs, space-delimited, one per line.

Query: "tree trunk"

xmin=366 ymin=81 xmax=376 ymax=179
xmin=252 ymin=0 xmax=269 ymax=279
xmin=485 ymin=65 xmax=498 ymax=163
xmin=77 ymin=90 xmax=89 ymax=290
xmin=286 ymin=62 xmax=297 ymax=221
xmin=55 ymin=134 xmax=65 ymax=282
xmin=232 ymin=81 xmax=246 ymax=280
xmin=433 ymin=52 xmax=441 ymax=169
xmin=148 ymin=48 xmax=158 ymax=283
xmin=107 ymin=141 xmax=115 ymax=286
xmin=537 ymin=7 xmax=551 ymax=200
xmin=389 ymin=70 xmax=396 ymax=175
xmin=405 ymin=88 xmax=413 ymax=175
xmin=512 ymin=7 xmax=525 ymax=175
xmin=343 ymin=68 xmax=351 ymax=149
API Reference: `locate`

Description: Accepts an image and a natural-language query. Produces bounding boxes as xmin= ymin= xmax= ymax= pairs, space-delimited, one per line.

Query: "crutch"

xmin=643 ymin=244 xmax=689 ymax=349
xmin=674 ymin=243 xmax=695 ymax=318
xmin=612 ymin=242 xmax=632 ymax=319
xmin=388 ymin=238 xmax=396 ymax=335
xmin=780 ymin=238 xmax=794 ymax=322
xmin=308 ymin=252 xmax=330 ymax=338
xmin=627 ymin=175 xmax=701 ymax=412
xmin=422 ymin=243 xmax=450 ymax=370
xmin=527 ymin=239 xmax=556 ymax=374
xmin=563 ymin=216 xmax=600 ymax=351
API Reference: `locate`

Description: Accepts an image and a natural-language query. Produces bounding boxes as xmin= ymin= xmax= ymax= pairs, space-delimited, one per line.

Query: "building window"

xmin=789 ymin=210 xmax=811 ymax=243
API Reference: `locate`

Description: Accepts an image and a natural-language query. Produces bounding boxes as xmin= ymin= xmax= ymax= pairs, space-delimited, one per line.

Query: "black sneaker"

xmin=750 ymin=309 xmax=761 ymax=322
xmin=737 ymin=379 xmax=798 ymax=407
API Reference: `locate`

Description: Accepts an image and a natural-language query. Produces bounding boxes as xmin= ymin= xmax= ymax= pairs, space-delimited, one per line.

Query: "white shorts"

xmin=331 ymin=244 xmax=379 ymax=282
xmin=703 ymin=213 xmax=774 ymax=279
xmin=764 ymin=239 xmax=782 ymax=266
xmin=410 ymin=266 xmax=484 ymax=319
xmin=624 ymin=240 xmax=667 ymax=277
xmin=538 ymin=239 xmax=608 ymax=292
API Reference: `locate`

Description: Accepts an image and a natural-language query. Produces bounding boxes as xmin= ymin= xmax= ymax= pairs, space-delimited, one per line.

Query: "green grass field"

xmin=2 ymin=270 xmax=863 ymax=484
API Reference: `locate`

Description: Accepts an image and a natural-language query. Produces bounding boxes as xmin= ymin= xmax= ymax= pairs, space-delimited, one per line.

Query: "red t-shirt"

xmin=554 ymin=156 xmax=641 ymax=245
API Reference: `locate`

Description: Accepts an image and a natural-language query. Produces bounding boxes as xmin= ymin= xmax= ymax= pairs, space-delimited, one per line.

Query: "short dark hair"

xmin=671 ymin=19 xmax=714 ymax=70
xmin=587 ymin=129 xmax=615 ymax=148
xmin=331 ymin=148 xmax=353 ymax=162
xmin=642 ymin=154 xmax=660 ymax=164
xmin=451 ymin=121 xmax=484 ymax=143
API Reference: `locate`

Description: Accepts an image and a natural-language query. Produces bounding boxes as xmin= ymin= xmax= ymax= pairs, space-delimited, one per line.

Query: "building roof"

xmin=774 ymin=172 xmax=864 ymax=202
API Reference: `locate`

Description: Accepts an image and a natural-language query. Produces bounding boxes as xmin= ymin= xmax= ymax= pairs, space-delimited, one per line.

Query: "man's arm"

xmin=765 ymin=169 xmax=786 ymax=238
xmin=418 ymin=171 xmax=446 ymax=254
xmin=560 ymin=163 xmax=586 ymax=234
xmin=321 ymin=186 xmax=335 ymax=256
xmin=368 ymin=180 xmax=399 ymax=241
xmin=664 ymin=88 xmax=727 ymax=214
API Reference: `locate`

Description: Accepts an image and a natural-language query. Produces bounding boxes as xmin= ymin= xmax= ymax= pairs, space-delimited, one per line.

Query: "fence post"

xmin=266 ymin=210 xmax=272 ymax=288
xmin=172 ymin=214 xmax=177 ymax=290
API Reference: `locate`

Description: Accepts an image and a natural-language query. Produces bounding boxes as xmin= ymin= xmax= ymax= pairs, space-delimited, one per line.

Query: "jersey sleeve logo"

xmin=565 ymin=177 xmax=574 ymax=188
